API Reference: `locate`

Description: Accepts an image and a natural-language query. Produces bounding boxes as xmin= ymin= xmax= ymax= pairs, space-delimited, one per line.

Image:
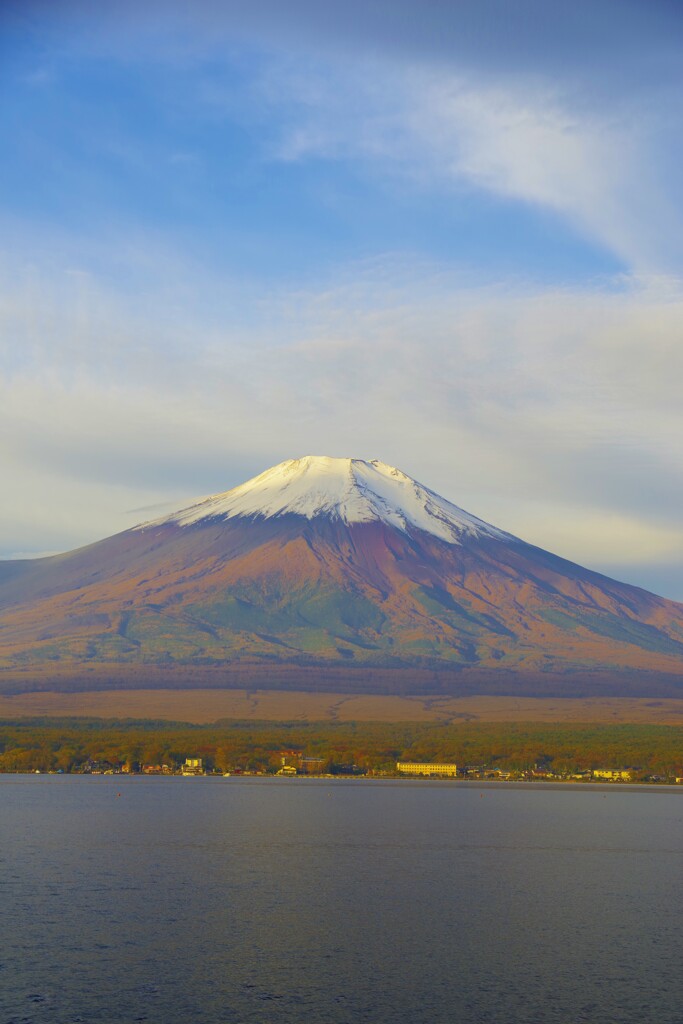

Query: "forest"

xmin=0 ymin=717 xmax=681 ymax=778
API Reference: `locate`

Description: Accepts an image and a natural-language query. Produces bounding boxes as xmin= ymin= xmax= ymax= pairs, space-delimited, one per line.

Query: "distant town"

xmin=1 ymin=719 xmax=680 ymax=783
xmin=16 ymin=751 xmax=682 ymax=784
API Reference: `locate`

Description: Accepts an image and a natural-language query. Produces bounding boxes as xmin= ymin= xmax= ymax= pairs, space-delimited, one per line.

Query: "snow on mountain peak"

xmin=140 ymin=456 xmax=510 ymax=544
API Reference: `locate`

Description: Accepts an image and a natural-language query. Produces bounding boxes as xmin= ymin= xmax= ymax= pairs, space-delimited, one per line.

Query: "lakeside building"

xmin=593 ymin=768 xmax=633 ymax=781
xmin=181 ymin=757 xmax=204 ymax=776
xmin=277 ymin=751 xmax=327 ymax=775
xmin=397 ymin=761 xmax=458 ymax=777
xmin=80 ymin=759 xmax=122 ymax=774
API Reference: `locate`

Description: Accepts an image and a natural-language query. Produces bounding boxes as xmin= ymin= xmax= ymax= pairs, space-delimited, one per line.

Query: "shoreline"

xmin=2 ymin=772 xmax=681 ymax=791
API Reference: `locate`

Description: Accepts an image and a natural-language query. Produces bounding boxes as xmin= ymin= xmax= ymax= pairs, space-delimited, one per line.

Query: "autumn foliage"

xmin=0 ymin=718 xmax=680 ymax=777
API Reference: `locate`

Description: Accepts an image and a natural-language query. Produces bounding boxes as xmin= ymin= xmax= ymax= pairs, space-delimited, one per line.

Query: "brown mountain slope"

xmin=0 ymin=514 xmax=682 ymax=697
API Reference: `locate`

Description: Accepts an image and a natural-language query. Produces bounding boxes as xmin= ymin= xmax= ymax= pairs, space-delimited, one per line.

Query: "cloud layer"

xmin=2 ymin=241 xmax=682 ymax=594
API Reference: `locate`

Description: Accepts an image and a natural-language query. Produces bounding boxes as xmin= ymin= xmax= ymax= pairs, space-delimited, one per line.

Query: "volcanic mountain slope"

xmin=1 ymin=456 xmax=682 ymax=696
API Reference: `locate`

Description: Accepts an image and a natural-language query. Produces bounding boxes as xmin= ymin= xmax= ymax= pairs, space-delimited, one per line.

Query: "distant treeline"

xmin=0 ymin=718 xmax=681 ymax=775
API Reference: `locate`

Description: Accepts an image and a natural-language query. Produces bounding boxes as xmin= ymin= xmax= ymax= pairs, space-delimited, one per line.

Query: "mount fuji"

xmin=1 ymin=456 xmax=682 ymax=697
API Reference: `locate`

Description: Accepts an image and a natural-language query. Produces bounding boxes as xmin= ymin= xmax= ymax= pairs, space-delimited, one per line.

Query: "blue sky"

xmin=1 ymin=0 xmax=683 ymax=598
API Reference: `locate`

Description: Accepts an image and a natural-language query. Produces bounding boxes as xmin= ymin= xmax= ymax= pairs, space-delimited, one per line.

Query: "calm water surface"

xmin=0 ymin=777 xmax=681 ymax=1024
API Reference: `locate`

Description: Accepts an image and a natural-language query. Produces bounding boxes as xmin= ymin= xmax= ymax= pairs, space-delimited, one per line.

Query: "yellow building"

xmin=593 ymin=768 xmax=632 ymax=781
xmin=181 ymin=757 xmax=204 ymax=776
xmin=397 ymin=761 xmax=458 ymax=777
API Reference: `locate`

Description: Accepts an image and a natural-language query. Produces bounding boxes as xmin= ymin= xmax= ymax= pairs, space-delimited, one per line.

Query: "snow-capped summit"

xmin=141 ymin=456 xmax=511 ymax=545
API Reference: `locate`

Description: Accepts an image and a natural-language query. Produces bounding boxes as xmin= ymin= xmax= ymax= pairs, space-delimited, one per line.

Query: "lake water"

xmin=0 ymin=777 xmax=681 ymax=1024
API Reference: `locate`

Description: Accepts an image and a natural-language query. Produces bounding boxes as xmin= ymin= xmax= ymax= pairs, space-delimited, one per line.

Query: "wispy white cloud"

xmin=257 ymin=57 xmax=682 ymax=275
